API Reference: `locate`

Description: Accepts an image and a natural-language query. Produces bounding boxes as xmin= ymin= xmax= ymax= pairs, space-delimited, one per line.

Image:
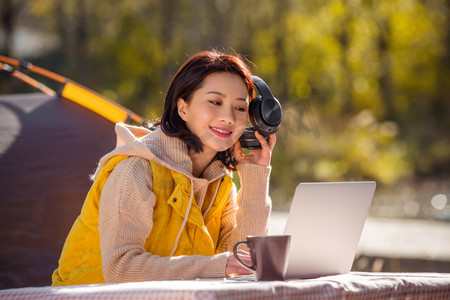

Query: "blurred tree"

xmin=1 ymin=0 xmax=14 ymax=56
xmin=1 ymin=0 xmax=448 ymax=208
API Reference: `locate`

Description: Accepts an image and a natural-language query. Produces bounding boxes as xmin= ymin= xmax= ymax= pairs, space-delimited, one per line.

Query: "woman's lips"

xmin=210 ymin=126 xmax=232 ymax=137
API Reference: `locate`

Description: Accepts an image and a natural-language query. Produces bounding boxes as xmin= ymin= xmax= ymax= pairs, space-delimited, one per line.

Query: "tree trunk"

xmin=0 ymin=0 xmax=13 ymax=56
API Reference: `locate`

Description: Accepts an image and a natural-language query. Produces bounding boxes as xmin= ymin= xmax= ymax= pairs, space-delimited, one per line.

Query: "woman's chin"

xmin=211 ymin=142 xmax=234 ymax=153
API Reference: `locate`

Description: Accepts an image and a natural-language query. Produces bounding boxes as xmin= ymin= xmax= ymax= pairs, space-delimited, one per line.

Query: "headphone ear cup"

xmin=248 ymin=95 xmax=282 ymax=136
xmin=248 ymin=96 xmax=260 ymax=131
xmin=249 ymin=76 xmax=282 ymax=136
xmin=238 ymin=127 xmax=268 ymax=150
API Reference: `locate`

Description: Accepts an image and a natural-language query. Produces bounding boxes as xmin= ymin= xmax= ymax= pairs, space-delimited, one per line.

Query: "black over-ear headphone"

xmin=239 ymin=76 xmax=282 ymax=149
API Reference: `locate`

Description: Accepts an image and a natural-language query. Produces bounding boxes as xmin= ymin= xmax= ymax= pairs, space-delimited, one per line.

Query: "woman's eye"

xmin=236 ymin=107 xmax=247 ymax=112
xmin=209 ymin=100 xmax=221 ymax=105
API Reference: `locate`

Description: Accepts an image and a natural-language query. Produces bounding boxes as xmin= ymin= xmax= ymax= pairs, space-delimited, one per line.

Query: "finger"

xmin=235 ymin=250 xmax=252 ymax=265
xmin=254 ymin=131 xmax=270 ymax=151
xmin=236 ymin=249 xmax=249 ymax=255
xmin=234 ymin=249 xmax=249 ymax=259
xmin=227 ymin=266 xmax=254 ymax=277
xmin=234 ymin=147 xmax=249 ymax=164
xmin=233 ymin=140 xmax=243 ymax=159
xmin=267 ymin=134 xmax=276 ymax=151
xmin=226 ymin=253 xmax=254 ymax=277
xmin=234 ymin=140 xmax=242 ymax=153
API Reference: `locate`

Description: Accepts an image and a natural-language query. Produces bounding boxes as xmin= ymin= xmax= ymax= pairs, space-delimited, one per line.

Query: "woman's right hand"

xmin=233 ymin=132 xmax=276 ymax=167
xmin=225 ymin=250 xmax=254 ymax=277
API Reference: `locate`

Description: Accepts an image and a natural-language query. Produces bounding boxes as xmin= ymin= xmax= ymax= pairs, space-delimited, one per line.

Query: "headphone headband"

xmin=252 ymin=76 xmax=273 ymax=100
xmin=239 ymin=76 xmax=282 ymax=149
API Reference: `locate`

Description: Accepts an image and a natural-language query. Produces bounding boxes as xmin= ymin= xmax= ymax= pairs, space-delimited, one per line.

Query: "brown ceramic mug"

xmin=233 ymin=235 xmax=291 ymax=281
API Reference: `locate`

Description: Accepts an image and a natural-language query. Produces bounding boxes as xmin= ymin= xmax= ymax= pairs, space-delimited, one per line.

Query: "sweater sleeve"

xmin=216 ymin=163 xmax=272 ymax=253
xmin=98 ymin=157 xmax=228 ymax=282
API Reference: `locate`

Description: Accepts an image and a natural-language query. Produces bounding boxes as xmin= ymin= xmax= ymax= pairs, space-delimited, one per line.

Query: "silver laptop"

xmin=283 ymin=181 xmax=376 ymax=279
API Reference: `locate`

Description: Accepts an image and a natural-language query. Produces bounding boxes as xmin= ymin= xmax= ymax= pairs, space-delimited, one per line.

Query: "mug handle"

xmin=233 ymin=241 xmax=256 ymax=271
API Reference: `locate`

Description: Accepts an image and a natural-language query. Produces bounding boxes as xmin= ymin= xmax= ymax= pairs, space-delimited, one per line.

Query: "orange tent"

xmin=0 ymin=56 xmax=143 ymax=288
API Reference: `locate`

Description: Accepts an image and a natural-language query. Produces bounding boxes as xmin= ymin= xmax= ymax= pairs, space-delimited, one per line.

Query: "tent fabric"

xmin=61 ymin=81 xmax=143 ymax=124
xmin=0 ymin=93 xmax=117 ymax=289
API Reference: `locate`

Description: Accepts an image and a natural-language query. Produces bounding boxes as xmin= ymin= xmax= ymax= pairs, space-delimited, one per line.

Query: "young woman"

xmin=52 ymin=50 xmax=276 ymax=285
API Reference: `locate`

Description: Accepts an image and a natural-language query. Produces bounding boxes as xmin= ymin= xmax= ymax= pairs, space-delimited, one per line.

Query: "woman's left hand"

xmin=234 ymin=132 xmax=276 ymax=167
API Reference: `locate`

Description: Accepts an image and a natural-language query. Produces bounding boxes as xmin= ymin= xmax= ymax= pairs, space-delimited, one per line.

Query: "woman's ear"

xmin=177 ymin=98 xmax=188 ymax=121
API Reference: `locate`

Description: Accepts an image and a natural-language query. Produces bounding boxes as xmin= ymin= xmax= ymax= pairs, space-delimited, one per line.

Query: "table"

xmin=0 ymin=272 xmax=449 ymax=299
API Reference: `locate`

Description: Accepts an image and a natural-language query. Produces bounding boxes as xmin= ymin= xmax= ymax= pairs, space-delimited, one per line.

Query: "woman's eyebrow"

xmin=207 ymin=91 xmax=247 ymax=101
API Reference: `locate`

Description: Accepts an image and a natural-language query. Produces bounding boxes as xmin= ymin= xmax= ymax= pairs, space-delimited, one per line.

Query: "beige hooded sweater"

xmin=94 ymin=123 xmax=272 ymax=282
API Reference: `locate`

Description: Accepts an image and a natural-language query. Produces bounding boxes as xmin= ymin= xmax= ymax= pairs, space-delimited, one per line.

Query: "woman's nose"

xmin=220 ymin=106 xmax=235 ymax=124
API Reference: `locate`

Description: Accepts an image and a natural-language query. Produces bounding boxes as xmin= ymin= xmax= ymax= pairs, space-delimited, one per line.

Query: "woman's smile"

xmin=210 ymin=126 xmax=233 ymax=137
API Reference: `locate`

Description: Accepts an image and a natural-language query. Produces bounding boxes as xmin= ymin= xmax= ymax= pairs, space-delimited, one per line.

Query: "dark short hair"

xmin=157 ymin=50 xmax=255 ymax=170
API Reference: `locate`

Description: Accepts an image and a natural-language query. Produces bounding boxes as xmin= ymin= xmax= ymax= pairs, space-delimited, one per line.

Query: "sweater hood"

xmin=92 ymin=123 xmax=229 ymax=181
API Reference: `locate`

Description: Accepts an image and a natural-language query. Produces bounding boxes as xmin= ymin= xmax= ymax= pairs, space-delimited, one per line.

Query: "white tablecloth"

xmin=1 ymin=272 xmax=449 ymax=299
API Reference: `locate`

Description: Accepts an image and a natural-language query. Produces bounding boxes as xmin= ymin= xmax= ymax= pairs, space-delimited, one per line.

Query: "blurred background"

xmin=1 ymin=0 xmax=449 ymax=283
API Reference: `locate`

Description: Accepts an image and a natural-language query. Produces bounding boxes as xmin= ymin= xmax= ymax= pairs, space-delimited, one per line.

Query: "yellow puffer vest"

xmin=52 ymin=155 xmax=232 ymax=286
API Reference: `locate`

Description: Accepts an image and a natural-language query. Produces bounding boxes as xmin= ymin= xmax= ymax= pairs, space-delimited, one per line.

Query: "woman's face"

xmin=177 ymin=72 xmax=250 ymax=153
